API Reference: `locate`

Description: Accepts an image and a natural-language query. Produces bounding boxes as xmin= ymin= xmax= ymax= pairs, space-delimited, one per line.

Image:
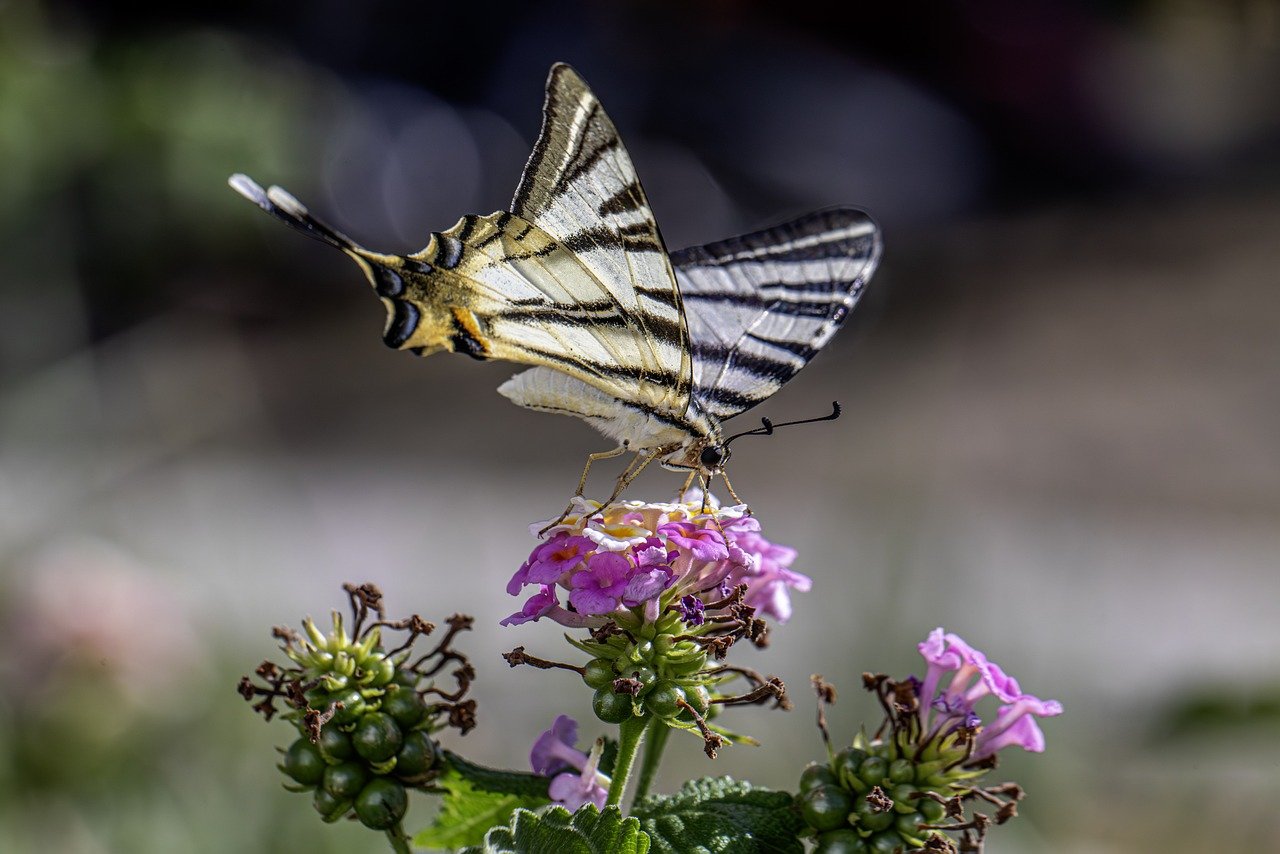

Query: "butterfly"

xmin=230 ymin=63 xmax=881 ymax=515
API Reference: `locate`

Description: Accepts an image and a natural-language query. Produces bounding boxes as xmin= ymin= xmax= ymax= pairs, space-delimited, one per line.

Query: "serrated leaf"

xmin=442 ymin=750 xmax=558 ymax=799
xmin=413 ymin=762 xmax=551 ymax=851
xmin=459 ymin=805 xmax=650 ymax=854
xmin=630 ymin=776 xmax=804 ymax=854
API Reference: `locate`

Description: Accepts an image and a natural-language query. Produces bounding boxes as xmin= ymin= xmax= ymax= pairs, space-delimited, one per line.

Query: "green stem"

xmin=606 ymin=715 xmax=648 ymax=808
xmin=385 ymin=822 xmax=413 ymax=854
xmin=632 ymin=716 xmax=671 ymax=801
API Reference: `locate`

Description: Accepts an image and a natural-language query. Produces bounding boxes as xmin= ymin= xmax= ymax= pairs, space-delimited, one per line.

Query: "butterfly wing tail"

xmin=228 ymin=174 xmax=370 ymax=256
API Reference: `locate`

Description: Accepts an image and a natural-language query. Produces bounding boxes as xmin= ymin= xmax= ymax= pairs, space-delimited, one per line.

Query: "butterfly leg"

xmin=719 ymin=471 xmax=747 ymax=509
xmin=676 ymin=471 xmax=697 ymax=501
xmin=601 ymin=449 xmax=662 ymax=506
xmin=538 ymin=445 xmax=629 ymax=536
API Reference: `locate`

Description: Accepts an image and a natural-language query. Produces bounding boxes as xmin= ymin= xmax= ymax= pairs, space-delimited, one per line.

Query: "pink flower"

xmin=529 ymin=714 xmax=584 ymax=776
xmin=659 ymin=521 xmax=729 ymax=561
xmin=915 ymin=628 xmax=1062 ymax=758
xmin=721 ymin=521 xmax=809 ymax=624
xmin=504 ymin=494 xmax=807 ymax=628
xmin=549 ymin=767 xmax=608 ymax=812
xmin=528 ymin=716 xmax=610 ymax=811
xmin=568 ymin=552 xmax=631 ymax=615
xmin=527 ymin=533 xmax=594 ymax=584
xmin=500 ymin=586 xmax=560 ymax=627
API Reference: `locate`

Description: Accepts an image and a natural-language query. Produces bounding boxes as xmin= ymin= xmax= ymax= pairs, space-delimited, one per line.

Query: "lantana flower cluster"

xmin=917 ymin=628 xmax=1063 ymax=761
xmin=798 ymin=628 xmax=1063 ymax=853
xmin=503 ymin=494 xmax=810 ymax=628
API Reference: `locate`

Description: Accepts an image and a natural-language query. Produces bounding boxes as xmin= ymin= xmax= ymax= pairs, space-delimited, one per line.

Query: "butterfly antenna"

xmin=228 ymin=174 xmax=367 ymax=255
xmin=723 ymin=401 xmax=842 ymax=446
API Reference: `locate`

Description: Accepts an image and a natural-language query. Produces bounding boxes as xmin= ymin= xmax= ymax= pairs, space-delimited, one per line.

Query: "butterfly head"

xmin=658 ymin=437 xmax=730 ymax=476
xmin=698 ymin=443 xmax=731 ymax=473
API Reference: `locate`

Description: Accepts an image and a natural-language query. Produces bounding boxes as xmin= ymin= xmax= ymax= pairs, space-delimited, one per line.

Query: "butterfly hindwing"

xmin=671 ymin=208 xmax=882 ymax=420
xmin=511 ymin=63 xmax=692 ymax=419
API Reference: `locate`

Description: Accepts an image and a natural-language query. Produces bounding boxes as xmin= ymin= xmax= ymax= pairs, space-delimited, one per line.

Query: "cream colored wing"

xmin=229 ymin=174 xmax=688 ymax=414
xmin=510 ymin=63 xmax=692 ymax=418
xmin=230 ymin=64 xmax=692 ymax=420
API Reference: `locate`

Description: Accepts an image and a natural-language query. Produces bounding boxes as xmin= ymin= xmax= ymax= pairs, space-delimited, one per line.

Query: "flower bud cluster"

xmin=799 ymin=738 xmax=968 ymax=853
xmin=239 ymin=584 xmax=475 ymax=833
xmin=576 ymin=612 xmax=713 ymax=725
xmin=798 ymin=629 xmax=1062 ymax=852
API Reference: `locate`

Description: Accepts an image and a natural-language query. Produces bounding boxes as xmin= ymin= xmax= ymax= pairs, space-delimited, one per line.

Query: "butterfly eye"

xmin=699 ymin=445 xmax=727 ymax=469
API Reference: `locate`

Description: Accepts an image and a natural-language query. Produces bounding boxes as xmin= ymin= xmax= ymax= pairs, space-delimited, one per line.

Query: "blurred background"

xmin=2 ymin=0 xmax=1278 ymax=850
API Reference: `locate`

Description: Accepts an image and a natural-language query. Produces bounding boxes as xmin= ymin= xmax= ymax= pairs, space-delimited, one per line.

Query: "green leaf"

xmin=441 ymin=750 xmax=558 ymax=799
xmin=631 ymin=777 xmax=804 ymax=854
xmin=459 ymin=805 xmax=650 ymax=854
xmin=413 ymin=759 xmax=551 ymax=851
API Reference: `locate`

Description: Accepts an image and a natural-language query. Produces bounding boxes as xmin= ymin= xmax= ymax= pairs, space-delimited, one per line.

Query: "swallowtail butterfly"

xmin=230 ymin=63 xmax=881 ymax=506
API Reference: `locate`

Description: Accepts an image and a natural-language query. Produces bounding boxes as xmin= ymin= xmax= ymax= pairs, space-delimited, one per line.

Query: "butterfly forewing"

xmin=671 ymin=208 xmax=881 ymax=420
xmin=511 ymin=63 xmax=692 ymax=419
xmin=420 ymin=213 xmax=686 ymax=407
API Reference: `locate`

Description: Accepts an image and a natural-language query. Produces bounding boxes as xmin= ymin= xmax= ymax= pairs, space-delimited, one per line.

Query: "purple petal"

xmin=525 ymin=558 xmax=569 ymax=585
xmin=585 ymin=550 xmax=631 ymax=586
xmin=499 ymin=586 xmax=560 ymax=626
xmin=568 ymin=586 xmax=621 ymax=615
xmin=506 ymin=559 xmax=532 ymax=596
xmin=973 ymin=695 xmax=1063 ymax=759
xmin=530 ymin=715 xmax=584 ymax=775
xmin=622 ymin=566 xmax=674 ymax=607
xmin=548 ymin=770 xmax=609 ymax=812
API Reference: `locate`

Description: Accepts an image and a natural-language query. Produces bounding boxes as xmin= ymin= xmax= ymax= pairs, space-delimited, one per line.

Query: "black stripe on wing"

xmin=671 ymin=208 xmax=881 ymax=420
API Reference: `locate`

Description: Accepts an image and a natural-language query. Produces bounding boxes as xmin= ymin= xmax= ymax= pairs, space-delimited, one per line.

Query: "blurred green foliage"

xmin=0 ymin=0 xmax=335 ymax=369
xmin=0 ymin=653 xmax=396 ymax=852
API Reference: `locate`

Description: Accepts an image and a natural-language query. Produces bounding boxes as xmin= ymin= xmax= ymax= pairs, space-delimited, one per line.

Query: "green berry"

xmin=865 ymin=831 xmax=901 ymax=853
xmin=282 ymin=738 xmax=326 ymax=786
xmin=355 ymin=778 xmax=408 ymax=830
xmin=329 ymin=689 xmax=367 ymax=725
xmin=317 ymin=726 xmax=355 ymax=763
xmin=323 ymin=761 xmax=369 ymax=800
xmin=854 ymin=796 xmax=895 ymax=832
xmin=888 ymin=759 xmax=914 ymax=784
xmin=895 ymin=811 xmax=927 ymax=839
xmin=312 ymin=787 xmax=351 ymax=822
xmin=919 ymin=797 xmax=946 ymax=823
xmin=353 ymin=712 xmax=404 ymax=763
xmin=801 ymin=784 xmax=854 ymax=832
xmin=381 ymin=687 xmax=425 ymax=729
xmin=393 ymin=666 xmax=419 ymax=688
xmin=395 ymin=731 xmax=438 ymax=779
xmin=627 ymin=665 xmax=658 ymax=692
xmin=583 ymin=658 xmax=616 ymax=689
xmin=832 ymin=747 xmax=868 ymax=790
xmin=799 ymin=763 xmax=840 ymax=795
xmin=891 ymin=784 xmax=919 ymax=814
xmin=644 ymin=682 xmax=685 ymax=719
xmin=592 ymin=687 xmax=634 ymax=724
xmin=367 ymin=656 xmax=396 ymax=686
xmin=814 ymin=829 xmax=867 ymax=854
xmin=858 ymin=756 xmax=888 ymax=787
xmin=676 ymin=684 xmax=711 ymax=721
